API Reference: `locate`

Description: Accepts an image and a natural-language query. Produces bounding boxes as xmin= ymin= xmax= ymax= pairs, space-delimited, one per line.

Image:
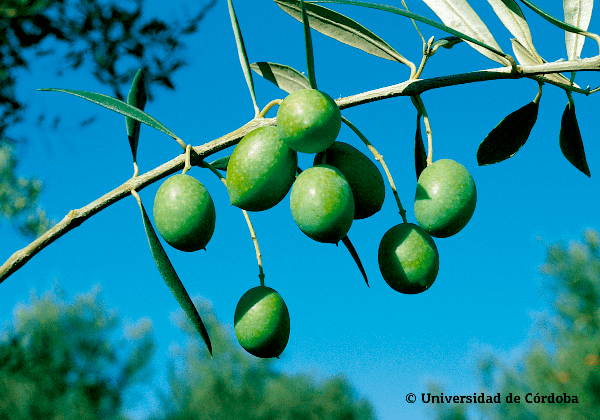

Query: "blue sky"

xmin=1 ymin=1 xmax=600 ymax=419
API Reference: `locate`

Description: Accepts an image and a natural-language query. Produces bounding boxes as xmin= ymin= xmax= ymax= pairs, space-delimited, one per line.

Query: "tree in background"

xmin=428 ymin=229 xmax=600 ymax=420
xmin=0 ymin=0 xmax=217 ymax=238
xmin=150 ymin=296 xmax=376 ymax=420
xmin=0 ymin=282 xmax=376 ymax=419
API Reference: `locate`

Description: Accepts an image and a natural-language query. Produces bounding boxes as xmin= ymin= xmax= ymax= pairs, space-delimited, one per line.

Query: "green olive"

xmin=276 ymin=89 xmax=341 ymax=154
xmin=153 ymin=174 xmax=216 ymax=252
xmin=314 ymin=141 xmax=385 ymax=219
xmin=226 ymin=126 xmax=298 ymax=211
xmin=234 ymin=286 xmax=290 ymax=358
xmin=414 ymin=159 xmax=477 ymax=238
xmin=378 ymin=223 xmax=439 ymax=294
xmin=290 ymin=164 xmax=354 ymax=244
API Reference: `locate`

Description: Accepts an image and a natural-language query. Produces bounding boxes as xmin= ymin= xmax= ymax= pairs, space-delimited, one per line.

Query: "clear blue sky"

xmin=1 ymin=1 xmax=599 ymax=419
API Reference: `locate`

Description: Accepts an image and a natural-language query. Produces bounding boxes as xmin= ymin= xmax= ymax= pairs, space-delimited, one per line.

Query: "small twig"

xmin=341 ymin=116 xmax=407 ymax=223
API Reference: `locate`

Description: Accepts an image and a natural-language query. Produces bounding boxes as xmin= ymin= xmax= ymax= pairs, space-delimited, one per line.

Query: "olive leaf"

xmin=421 ymin=0 xmax=511 ymax=66
xmin=250 ymin=62 xmax=311 ymax=93
xmin=228 ymin=0 xmax=259 ymax=115
xmin=488 ymin=0 xmax=541 ymax=60
xmin=559 ymin=101 xmax=591 ymax=177
xmin=39 ymin=88 xmax=179 ymax=139
xmin=415 ymin=114 xmax=427 ymax=180
xmin=126 ymin=69 xmax=147 ymax=163
xmin=312 ymin=1 xmax=508 ymax=61
xmin=511 ymin=39 xmax=578 ymax=87
xmin=519 ymin=0 xmax=593 ymax=36
xmin=564 ymin=0 xmax=594 ymax=60
xmin=341 ymin=235 xmax=369 ymax=287
xmin=135 ymin=196 xmax=213 ymax=356
xmin=275 ymin=0 xmax=407 ymax=63
xmin=209 ymin=155 xmax=231 ymax=171
xmin=477 ymin=101 xmax=539 ymax=165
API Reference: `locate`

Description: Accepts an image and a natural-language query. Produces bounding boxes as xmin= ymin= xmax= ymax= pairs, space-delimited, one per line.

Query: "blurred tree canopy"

xmin=0 ymin=282 xmax=376 ymax=419
xmin=428 ymin=229 xmax=600 ymax=420
xmin=0 ymin=0 xmax=217 ymax=238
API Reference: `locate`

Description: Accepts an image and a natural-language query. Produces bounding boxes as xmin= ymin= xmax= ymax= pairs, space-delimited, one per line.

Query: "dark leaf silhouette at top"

xmin=477 ymin=101 xmax=539 ymax=166
xmin=559 ymin=101 xmax=591 ymax=177
xmin=415 ymin=114 xmax=427 ymax=180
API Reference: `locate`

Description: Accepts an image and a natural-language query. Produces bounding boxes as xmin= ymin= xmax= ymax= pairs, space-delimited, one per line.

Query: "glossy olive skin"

xmin=234 ymin=286 xmax=290 ymax=359
xmin=153 ymin=174 xmax=216 ymax=252
xmin=414 ymin=159 xmax=477 ymax=238
xmin=314 ymin=141 xmax=385 ymax=219
xmin=378 ymin=223 xmax=439 ymax=294
xmin=290 ymin=164 xmax=354 ymax=244
xmin=226 ymin=126 xmax=298 ymax=211
xmin=277 ymin=89 xmax=341 ymax=154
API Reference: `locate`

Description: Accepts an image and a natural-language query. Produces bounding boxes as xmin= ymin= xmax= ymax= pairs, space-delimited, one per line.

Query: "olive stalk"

xmin=182 ymin=144 xmax=192 ymax=175
xmin=411 ymin=95 xmax=433 ymax=165
xmin=341 ymin=116 xmax=407 ymax=224
xmin=199 ymin=160 xmax=265 ymax=286
xmin=257 ymin=99 xmax=282 ymax=118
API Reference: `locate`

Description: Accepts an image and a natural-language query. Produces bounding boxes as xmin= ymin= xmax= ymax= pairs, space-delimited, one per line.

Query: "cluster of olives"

xmin=151 ymin=87 xmax=477 ymax=359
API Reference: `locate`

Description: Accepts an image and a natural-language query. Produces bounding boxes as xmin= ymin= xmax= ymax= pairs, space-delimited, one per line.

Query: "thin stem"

xmin=132 ymin=162 xmax=139 ymax=178
xmin=341 ymin=116 xmax=407 ymax=223
xmin=402 ymin=0 xmax=425 ymax=47
xmin=174 ymin=136 xmax=187 ymax=151
xmin=199 ymin=161 xmax=265 ymax=286
xmin=258 ymin=99 xmax=282 ymax=118
xmin=411 ymin=96 xmax=433 ymax=165
xmin=182 ymin=144 xmax=192 ymax=175
xmin=414 ymin=36 xmax=434 ymax=80
xmin=534 ymin=81 xmax=543 ymax=104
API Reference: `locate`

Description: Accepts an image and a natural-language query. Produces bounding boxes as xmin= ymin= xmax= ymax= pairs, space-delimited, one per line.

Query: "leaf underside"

xmin=136 ymin=197 xmax=213 ymax=355
xmin=477 ymin=101 xmax=539 ymax=165
xmin=275 ymin=0 xmax=406 ymax=62
xmin=39 ymin=88 xmax=178 ymax=139
xmin=559 ymin=101 xmax=591 ymax=177
xmin=250 ymin=62 xmax=311 ymax=93
xmin=341 ymin=235 xmax=369 ymax=287
xmin=415 ymin=114 xmax=427 ymax=179
xmin=564 ymin=0 xmax=594 ymax=60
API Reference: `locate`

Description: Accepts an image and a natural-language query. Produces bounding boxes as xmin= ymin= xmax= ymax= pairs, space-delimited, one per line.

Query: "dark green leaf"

xmin=299 ymin=0 xmax=318 ymax=89
xmin=519 ymin=0 xmax=590 ymax=35
xmin=135 ymin=197 xmax=213 ymax=356
xmin=415 ymin=114 xmax=427 ymax=179
xmin=39 ymin=88 xmax=179 ymax=139
xmin=341 ymin=235 xmax=369 ymax=287
xmin=275 ymin=0 xmax=407 ymax=62
xmin=126 ymin=69 xmax=147 ymax=162
xmin=477 ymin=101 xmax=539 ymax=165
xmin=433 ymin=36 xmax=463 ymax=50
xmin=228 ymin=0 xmax=259 ymax=115
xmin=559 ymin=101 xmax=591 ymax=177
xmin=311 ymin=0 xmax=508 ymax=62
xmin=250 ymin=62 xmax=311 ymax=93
xmin=209 ymin=155 xmax=231 ymax=171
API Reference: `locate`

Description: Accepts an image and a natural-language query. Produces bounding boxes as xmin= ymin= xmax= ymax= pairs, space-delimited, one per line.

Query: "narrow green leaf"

xmin=564 ymin=0 xmax=594 ymax=60
xmin=488 ymin=0 xmax=540 ymax=60
xmin=510 ymin=39 xmax=578 ymax=87
xmin=228 ymin=0 xmax=260 ymax=115
xmin=433 ymin=36 xmax=463 ymax=50
xmin=311 ymin=1 xmax=509 ymax=61
xmin=477 ymin=101 xmax=539 ymax=165
xmin=559 ymin=101 xmax=591 ymax=177
xmin=136 ymin=197 xmax=213 ymax=355
xmin=275 ymin=0 xmax=407 ymax=62
xmin=250 ymin=62 xmax=311 ymax=93
xmin=126 ymin=69 xmax=147 ymax=162
xmin=519 ymin=0 xmax=589 ymax=34
xmin=341 ymin=235 xmax=369 ymax=287
xmin=421 ymin=0 xmax=510 ymax=66
xmin=299 ymin=0 xmax=318 ymax=89
xmin=415 ymin=114 xmax=427 ymax=180
xmin=39 ymin=88 xmax=178 ymax=139
xmin=209 ymin=155 xmax=231 ymax=171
